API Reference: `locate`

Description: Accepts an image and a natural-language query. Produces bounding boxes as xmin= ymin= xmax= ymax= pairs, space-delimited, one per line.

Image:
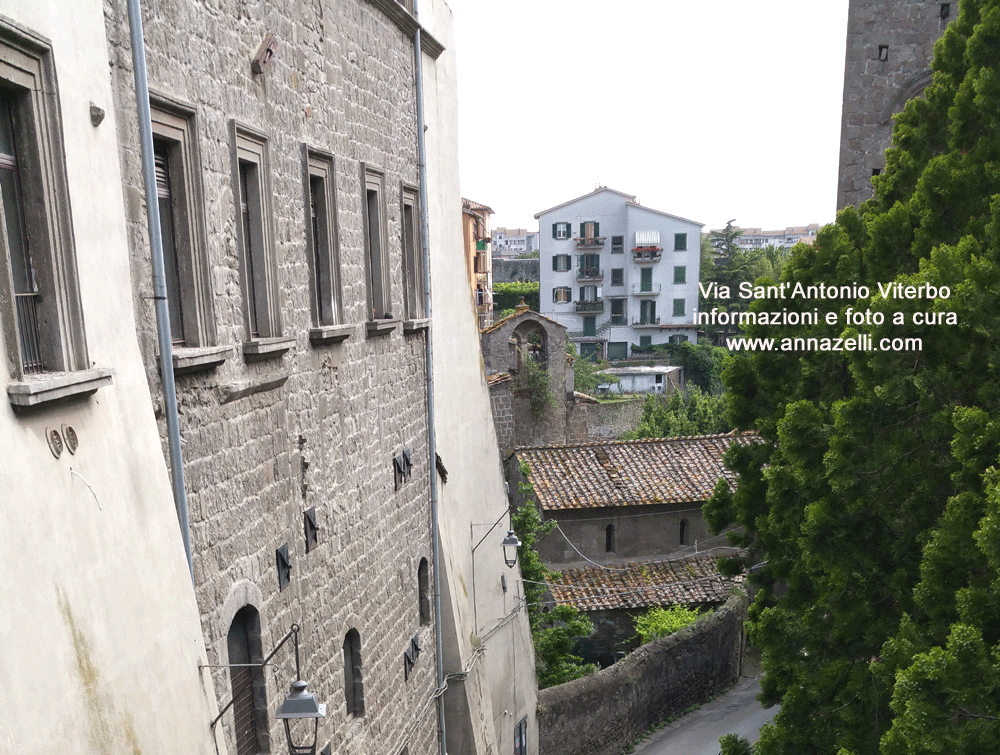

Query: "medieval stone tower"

xmin=837 ymin=0 xmax=955 ymax=209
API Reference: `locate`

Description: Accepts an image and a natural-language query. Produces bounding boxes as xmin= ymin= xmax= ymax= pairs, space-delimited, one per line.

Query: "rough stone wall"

xmin=837 ymin=0 xmax=952 ymax=208
xmin=490 ymin=380 xmax=515 ymax=455
xmin=572 ymin=397 xmax=646 ymax=442
xmin=537 ymin=592 xmax=748 ymax=755
xmin=535 ymin=505 xmax=710 ymax=566
xmin=493 ymin=258 xmax=540 ymax=283
xmin=105 ymin=1 xmax=438 ymax=754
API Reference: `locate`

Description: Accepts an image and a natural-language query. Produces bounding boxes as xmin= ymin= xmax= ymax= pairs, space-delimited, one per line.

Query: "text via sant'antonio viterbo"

xmin=698 ymin=280 xmax=959 ymax=352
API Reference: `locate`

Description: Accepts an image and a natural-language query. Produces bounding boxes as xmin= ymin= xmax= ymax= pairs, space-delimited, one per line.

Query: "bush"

xmin=493 ymin=281 xmax=539 ymax=312
xmin=634 ymin=604 xmax=703 ymax=644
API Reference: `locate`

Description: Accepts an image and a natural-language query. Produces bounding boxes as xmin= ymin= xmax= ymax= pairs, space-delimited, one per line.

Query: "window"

xmin=640 ymin=267 xmax=653 ymax=293
xmin=674 ymin=232 xmax=687 ymax=251
xmin=580 ymin=342 xmax=601 ymax=360
xmin=150 ymin=99 xmax=214 ymax=350
xmin=610 ymin=268 xmax=624 ymax=287
xmin=878 ymin=44 xmax=889 ymax=61
xmin=304 ymin=148 xmax=343 ymax=327
xmin=228 ymin=606 xmax=269 ymax=755
xmin=580 ymin=220 xmax=600 ymax=239
xmin=552 ymin=253 xmax=571 ymax=272
xmin=611 ymin=235 xmax=624 ymax=253
xmin=344 ymin=629 xmax=365 ymax=716
xmin=552 ymin=222 xmax=570 ymax=239
xmin=940 ymin=3 xmax=951 ymax=20
xmin=673 ymin=298 xmax=685 ymax=317
xmin=552 ymin=286 xmax=571 ymax=303
xmin=610 ymin=298 xmax=626 ymax=325
xmin=639 ymin=335 xmax=652 ymax=347
xmin=362 ymin=165 xmax=391 ymax=321
xmin=679 ymin=519 xmax=689 ymax=546
xmin=583 ymin=316 xmax=596 ymax=337
xmin=579 ymin=285 xmax=600 ymax=302
xmin=579 ymin=252 xmax=600 ymax=277
xmin=640 ymin=300 xmax=656 ymax=324
xmin=673 ymin=266 xmax=686 ymax=284
xmin=514 ymin=716 xmax=528 ymax=755
xmin=0 ymin=27 xmax=88 ymax=382
xmin=605 ymin=524 xmax=615 ymax=553
xmin=401 ymin=185 xmax=425 ymax=319
xmin=418 ymin=558 xmax=431 ymax=625
xmin=668 ymin=334 xmax=688 ymax=345
xmin=232 ymin=123 xmax=281 ymax=339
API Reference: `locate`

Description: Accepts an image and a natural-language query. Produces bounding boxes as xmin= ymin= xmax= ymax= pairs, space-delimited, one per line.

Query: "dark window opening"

xmin=940 ymin=3 xmax=951 ymax=20
xmin=605 ymin=524 xmax=616 ymax=553
xmin=344 ymin=629 xmax=365 ymax=716
xmin=418 ymin=557 xmax=431 ymax=625
xmin=878 ymin=45 xmax=889 ymax=61
xmin=872 ymin=168 xmax=882 ymax=177
xmin=679 ymin=519 xmax=689 ymax=546
xmin=228 ymin=606 xmax=269 ymax=755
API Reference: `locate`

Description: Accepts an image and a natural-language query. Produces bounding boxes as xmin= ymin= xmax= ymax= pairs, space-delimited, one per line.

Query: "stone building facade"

xmin=837 ymin=0 xmax=954 ymax=208
xmin=102 ymin=1 xmax=505 ymax=754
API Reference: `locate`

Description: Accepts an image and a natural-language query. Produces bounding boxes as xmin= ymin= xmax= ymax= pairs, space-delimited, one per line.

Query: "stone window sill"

xmin=8 ymin=367 xmax=114 ymax=409
xmin=366 ymin=319 xmax=401 ymax=337
xmin=403 ymin=318 xmax=431 ymax=333
xmin=169 ymin=344 xmax=233 ymax=375
xmin=309 ymin=324 xmax=354 ymax=346
xmin=242 ymin=336 xmax=296 ymax=360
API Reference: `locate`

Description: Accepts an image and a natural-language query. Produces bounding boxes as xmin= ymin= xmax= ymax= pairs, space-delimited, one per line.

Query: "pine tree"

xmin=706 ymin=2 xmax=1000 ymax=751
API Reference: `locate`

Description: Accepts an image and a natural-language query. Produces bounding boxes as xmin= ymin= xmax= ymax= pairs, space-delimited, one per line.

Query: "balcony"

xmin=630 ymin=282 xmax=661 ymax=296
xmin=632 ymin=317 xmax=661 ymax=328
xmin=575 ymin=300 xmax=605 ymax=313
xmin=574 ymin=236 xmax=606 ymax=249
xmin=632 ymin=247 xmax=662 ymax=263
xmin=576 ymin=267 xmax=604 ymax=282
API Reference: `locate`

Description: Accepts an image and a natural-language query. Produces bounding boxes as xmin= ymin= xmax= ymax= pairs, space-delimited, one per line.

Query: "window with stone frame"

xmin=227 ymin=606 xmax=270 ymax=755
xmin=674 ymin=232 xmax=687 ymax=251
xmin=401 ymin=184 xmax=425 ymax=320
xmin=362 ymin=165 xmax=391 ymax=321
xmin=673 ymin=265 xmax=686 ymax=285
xmin=672 ymin=298 xmax=685 ymax=317
xmin=304 ymin=147 xmax=343 ymax=329
xmin=610 ymin=268 xmax=624 ymax=287
xmin=0 ymin=25 xmax=88 ymax=383
xmin=610 ymin=298 xmax=626 ymax=325
xmin=232 ymin=123 xmax=282 ymax=340
xmin=151 ymin=98 xmax=215 ymax=348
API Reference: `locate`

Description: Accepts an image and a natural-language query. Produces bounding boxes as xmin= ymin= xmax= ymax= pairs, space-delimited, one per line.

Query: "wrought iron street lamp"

xmin=502 ymin=530 xmax=521 ymax=569
xmin=275 ymin=679 xmax=326 ymax=755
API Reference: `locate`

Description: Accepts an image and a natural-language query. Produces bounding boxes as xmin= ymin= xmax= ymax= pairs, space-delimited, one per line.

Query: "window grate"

xmin=15 ymin=292 xmax=43 ymax=373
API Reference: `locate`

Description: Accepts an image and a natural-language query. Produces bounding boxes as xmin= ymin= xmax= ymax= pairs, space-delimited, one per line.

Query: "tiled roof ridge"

xmin=555 ymin=551 xmax=726 ymax=577
xmin=511 ymin=430 xmax=757 ymax=455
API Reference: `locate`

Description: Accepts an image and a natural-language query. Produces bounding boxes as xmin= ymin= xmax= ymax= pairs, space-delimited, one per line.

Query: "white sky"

xmin=446 ymin=0 xmax=850 ymax=233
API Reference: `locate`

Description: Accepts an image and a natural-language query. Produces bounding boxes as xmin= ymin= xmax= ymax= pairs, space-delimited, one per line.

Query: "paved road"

xmin=632 ymin=675 xmax=778 ymax=755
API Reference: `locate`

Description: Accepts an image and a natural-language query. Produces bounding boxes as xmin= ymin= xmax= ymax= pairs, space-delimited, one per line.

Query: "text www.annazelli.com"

xmin=725 ymin=334 xmax=923 ymax=352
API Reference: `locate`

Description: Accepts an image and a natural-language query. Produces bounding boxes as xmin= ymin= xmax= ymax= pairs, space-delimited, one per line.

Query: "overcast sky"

xmin=446 ymin=0 xmax=850 ymax=233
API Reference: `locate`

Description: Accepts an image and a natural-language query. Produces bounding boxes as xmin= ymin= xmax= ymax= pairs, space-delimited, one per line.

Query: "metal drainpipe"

xmin=126 ymin=0 xmax=194 ymax=580
xmin=412 ymin=3 xmax=446 ymax=754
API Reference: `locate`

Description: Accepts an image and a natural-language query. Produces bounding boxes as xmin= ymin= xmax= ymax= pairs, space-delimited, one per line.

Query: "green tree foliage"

xmin=629 ymin=385 xmax=731 ymax=439
xmin=634 ymin=604 xmax=703 ymax=644
xmin=513 ymin=355 xmax=553 ymax=420
xmin=665 ymin=341 xmax=730 ymax=393
xmin=567 ymin=342 xmax=617 ymax=395
xmin=493 ymin=281 xmax=539 ymax=312
xmin=719 ymin=734 xmax=755 ymax=755
xmin=512 ymin=464 xmax=597 ymax=688
xmin=706 ymin=4 xmax=1000 ymax=752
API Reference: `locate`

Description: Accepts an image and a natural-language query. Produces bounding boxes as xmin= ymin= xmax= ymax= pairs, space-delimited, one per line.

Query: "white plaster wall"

xmin=0 ymin=1 xmax=220 ymax=752
xmin=422 ymin=1 xmax=539 ymax=753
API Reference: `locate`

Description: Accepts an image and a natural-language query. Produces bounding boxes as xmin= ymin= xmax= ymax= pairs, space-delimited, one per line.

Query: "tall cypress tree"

xmin=705 ymin=2 xmax=1000 ymax=752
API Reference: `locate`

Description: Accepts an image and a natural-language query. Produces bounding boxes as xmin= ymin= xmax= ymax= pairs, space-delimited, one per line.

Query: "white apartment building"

xmin=493 ymin=227 xmax=540 ymax=258
xmin=536 ymin=187 xmax=702 ymax=361
xmin=723 ymin=224 xmax=821 ymax=251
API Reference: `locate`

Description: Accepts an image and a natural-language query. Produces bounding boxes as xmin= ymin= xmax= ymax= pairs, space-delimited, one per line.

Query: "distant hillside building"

xmin=837 ymin=0 xmax=955 ymax=208
xmin=720 ymin=224 xmax=821 ymax=251
xmin=462 ymin=198 xmax=495 ymax=328
xmin=493 ymin=227 xmax=539 ymax=258
xmin=536 ymin=188 xmax=702 ymax=362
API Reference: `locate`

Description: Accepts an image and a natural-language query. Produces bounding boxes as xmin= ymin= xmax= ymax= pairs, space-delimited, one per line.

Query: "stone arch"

xmin=511 ymin=319 xmax=549 ymax=371
xmin=880 ymin=69 xmax=934 ymax=125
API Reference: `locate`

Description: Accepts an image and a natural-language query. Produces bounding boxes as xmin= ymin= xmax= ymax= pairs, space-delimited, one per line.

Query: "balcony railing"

xmin=632 ymin=317 xmax=661 ymax=327
xmin=632 ymin=248 xmax=662 ymax=263
xmin=574 ymin=236 xmax=606 ymax=248
xmin=576 ymin=267 xmax=603 ymax=281
xmin=575 ymin=300 xmax=605 ymax=313
xmin=630 ymin=282 xmax=661 ymax=296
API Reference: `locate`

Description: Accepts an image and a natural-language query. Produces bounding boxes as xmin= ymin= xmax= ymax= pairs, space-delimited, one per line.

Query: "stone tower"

xmin=837 ymin=0 xmax=954 ymax=209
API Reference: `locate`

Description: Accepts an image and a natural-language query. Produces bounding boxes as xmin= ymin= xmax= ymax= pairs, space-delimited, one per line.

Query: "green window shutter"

xmin=552 ymin=223 xmax=558 ymax=239
xmin=594 ymin=222 xmax=600 ymax=237
xmin=673 ymin=298 xmax=685 ymax=317
xmin=552 ymin=256 xmax=558 ymax=271
xmin=674 ymin=266 xmax=686 ymax=284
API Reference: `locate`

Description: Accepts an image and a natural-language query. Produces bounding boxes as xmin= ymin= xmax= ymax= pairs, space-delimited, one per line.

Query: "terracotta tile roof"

xmin=513 ymin=434 xmax=755 ymax=511
xmin=549 ymin=554 xmax=742 ymax=612
xmin=487 ymin=372 xmax=512 ymax=387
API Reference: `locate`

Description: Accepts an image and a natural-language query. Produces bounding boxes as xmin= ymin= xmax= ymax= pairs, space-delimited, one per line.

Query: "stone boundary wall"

xmin=577 ymin=397 xmax=646 ymax=441
xmin=537 ymin=592 xmax=748 ymax=755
